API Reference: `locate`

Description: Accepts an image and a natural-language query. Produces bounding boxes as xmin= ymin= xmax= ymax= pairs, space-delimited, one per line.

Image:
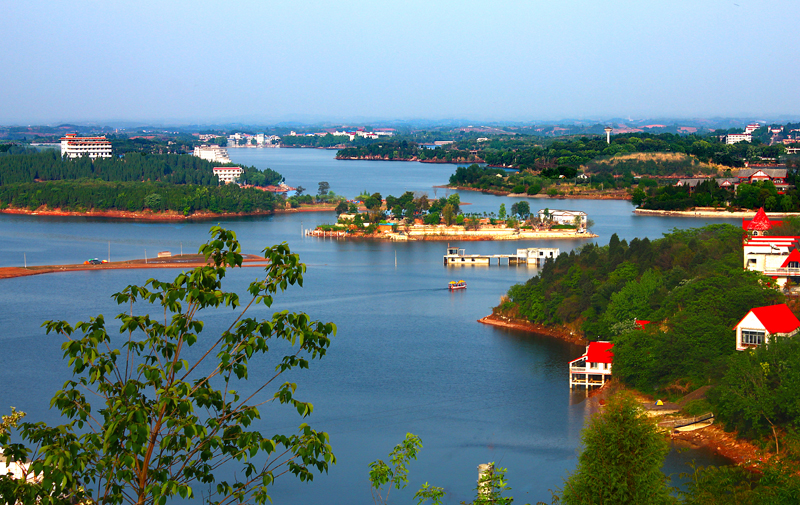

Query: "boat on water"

xmin=449 ymin=280 xmax=467 ymax=290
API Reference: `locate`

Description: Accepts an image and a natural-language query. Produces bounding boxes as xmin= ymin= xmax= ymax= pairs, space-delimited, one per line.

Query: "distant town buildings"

xmin=193 ymin=145 xmax=232 ymax=164
xmin=213 ymin=166 xmax=243 ymax=184
xmin=59 ymin=133 xmax=112 ymax=159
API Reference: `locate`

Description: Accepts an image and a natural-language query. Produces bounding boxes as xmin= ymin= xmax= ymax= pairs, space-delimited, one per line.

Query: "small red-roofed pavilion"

xmin=734 ymin=303 xmax=800 ymax=350
xmin=569 ymin=341 xmax=614 ymax=388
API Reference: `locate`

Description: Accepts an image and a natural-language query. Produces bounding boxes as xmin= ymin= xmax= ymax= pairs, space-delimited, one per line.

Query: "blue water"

xmin=0 ymin=149 xmax=734 ymax=503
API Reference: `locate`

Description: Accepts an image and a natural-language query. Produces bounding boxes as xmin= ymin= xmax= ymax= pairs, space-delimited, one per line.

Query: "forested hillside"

xmin=500 ymin=225 xmax=782 ymax=390
xmin=0 ymin=150 xmax=283 ymax=187
xmin=0 ymin=180 xmax=278 ymax=214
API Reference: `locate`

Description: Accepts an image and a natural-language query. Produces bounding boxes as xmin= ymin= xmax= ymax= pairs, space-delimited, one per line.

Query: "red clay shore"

xmin=0 ymin=254 xmax=271 ymax=280
xmin=0 ymin=205 xmax=337 ymax=222
xmin=477 ymin=313 xmax=587 ymax=345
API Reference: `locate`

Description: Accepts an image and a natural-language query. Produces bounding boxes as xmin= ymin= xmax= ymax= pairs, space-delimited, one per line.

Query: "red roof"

xmin=735 ymin=304 xmax=800 ymax=334
xmin=586 ymin=342 xmax=614 ymax=364
xmin=780 ymin=249 xmax=800 ymax=268
xmin=743 ymin=208 xmax=772 ymax=231
xmin=635 ymin=320 xmax=651 ymax=329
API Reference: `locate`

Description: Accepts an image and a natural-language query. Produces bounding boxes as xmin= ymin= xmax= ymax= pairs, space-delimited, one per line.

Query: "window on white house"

xmin=742 ymin=329 xmax=765 ymax=345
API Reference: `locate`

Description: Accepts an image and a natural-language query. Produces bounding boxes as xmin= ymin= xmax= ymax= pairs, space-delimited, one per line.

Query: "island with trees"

xmin=0 ymin=148 xmax=290 ymax=220
xmin=308 ymin=190 xmax=597 ymax=241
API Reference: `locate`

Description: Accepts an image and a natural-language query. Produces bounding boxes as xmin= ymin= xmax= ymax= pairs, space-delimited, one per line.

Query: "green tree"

xmin=295 ymin=185 xmax=306 ymax=196
xmin=1 ymin=227 xmax=336 ymax=505
xmin=442 ymin=204 xmax=455 ymax=226
xmin=143 ymin=193 xmax=162 ymax=209
xmin=368 ymin=433 xmax=444 ymax=505
xmin=318 ymin=181 xmax=330 ymax=197
xmin=559 ymin=393 xmax=675 ymax=505
xmin=335 ymin=200 xmax=349 ymax=215
xmin=498 ymin=203 xmax=506 ymax=220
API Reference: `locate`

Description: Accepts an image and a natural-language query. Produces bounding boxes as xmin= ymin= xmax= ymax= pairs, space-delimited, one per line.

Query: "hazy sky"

xmin=3 ymin=0 xmax=799 ymax=124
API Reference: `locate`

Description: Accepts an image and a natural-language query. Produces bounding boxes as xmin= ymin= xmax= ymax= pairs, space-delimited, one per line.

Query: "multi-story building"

xmin=59 ymin=133 xmax=113 ymax=159
xmin=193 ymin=145 xmax=231 ymax=164
xmin=213 ymin=167 xmax=243 ymax=184
xmin=744 ymin=123 xmax=761 ymax=134
xmin=725 ymin=132 xmax=752 ymax=144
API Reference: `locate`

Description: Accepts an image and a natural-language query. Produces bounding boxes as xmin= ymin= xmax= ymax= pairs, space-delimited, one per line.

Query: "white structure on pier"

xmin=60 ymin=133 xmax=112 ymax=159
xmin=443 ymin=247 xmax=559 ymax=266
xmin=569 ymin=341 xmax=614 ymax=388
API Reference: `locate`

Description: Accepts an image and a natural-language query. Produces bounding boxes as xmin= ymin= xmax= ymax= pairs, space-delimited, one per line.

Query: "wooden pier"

xmin=443 ymin=246 xmax=559 ymax=266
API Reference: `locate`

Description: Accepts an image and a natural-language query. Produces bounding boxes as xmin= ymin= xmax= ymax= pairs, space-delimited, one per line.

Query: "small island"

xmin=308 ymin=190 xmax=597 ymax=241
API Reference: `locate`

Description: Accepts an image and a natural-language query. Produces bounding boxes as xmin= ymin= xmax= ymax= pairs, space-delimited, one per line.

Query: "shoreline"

xmin=478 ymin=312 xmax=773 ymax=469
xmin=309 ymin=227 xmax=598 ymax=241
xmin=0 ymin=205 xmax=338 ymax=222
xmin=447 ymin=185 xmax=632 ymax=201
xmin=0 ymin=254 xmax=270 ymax=280
xmin=634 ymin=208 xmax=800 ymax=219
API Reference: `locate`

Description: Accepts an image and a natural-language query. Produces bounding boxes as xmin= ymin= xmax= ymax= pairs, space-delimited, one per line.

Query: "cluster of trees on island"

xmin=0 ymin=149 xmax=285 ymax=215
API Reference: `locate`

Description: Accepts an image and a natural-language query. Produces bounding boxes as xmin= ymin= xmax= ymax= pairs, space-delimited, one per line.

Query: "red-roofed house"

xmin=743 ymin=207 xmax=781 ymax=236
xmin=734 ymin=304 xmax=800 ymax=350
xmin=569 ymin=341 xmax=614 ymax=388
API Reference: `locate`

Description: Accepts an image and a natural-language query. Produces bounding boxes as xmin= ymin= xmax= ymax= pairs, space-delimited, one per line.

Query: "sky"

xmin=3 ymin=0 xmax=799 ymax=125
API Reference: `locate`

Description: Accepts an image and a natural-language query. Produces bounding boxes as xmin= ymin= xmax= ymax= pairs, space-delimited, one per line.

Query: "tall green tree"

xmin=0 ymin=227 xmax=336 ymax=505
xmin=559 ymin=393 xmax=675 ymax=505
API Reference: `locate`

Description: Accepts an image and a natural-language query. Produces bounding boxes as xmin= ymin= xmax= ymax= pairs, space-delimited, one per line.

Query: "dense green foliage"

xmin=280 ymin=134 xmax=351 ymax=148
xmin=504 ymin=225 xmax=782 ymax=390
xmin=0 ymin=180 xmax=279 ymax=214
xmin=636 ymin=178 xmax=800 ymax=212
xmin=0 ymin=228 xmax=336 ymax=504
xmin=0 ymin=150 xmax=282 ymax=187
xmin=560 ymin=393 xmax=674 ymax=505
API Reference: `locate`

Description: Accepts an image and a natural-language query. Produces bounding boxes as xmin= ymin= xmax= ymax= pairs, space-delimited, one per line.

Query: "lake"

xmin=0 ymin=148 xmax=739 ymax=504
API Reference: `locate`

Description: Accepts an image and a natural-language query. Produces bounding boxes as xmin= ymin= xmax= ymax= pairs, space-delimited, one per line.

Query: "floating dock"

xmin=443 ymin=246 xmax=559 ymax=266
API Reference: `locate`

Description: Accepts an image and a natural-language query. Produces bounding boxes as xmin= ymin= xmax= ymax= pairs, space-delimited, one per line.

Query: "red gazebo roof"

xmin=743 ymin=207 xmax=773 ymax=231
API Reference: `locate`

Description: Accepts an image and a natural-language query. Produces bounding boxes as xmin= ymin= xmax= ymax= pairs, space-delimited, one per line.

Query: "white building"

xmin=734 ymin=304 xmax=800 ymax=351
xmin=538 ymin=209 xmax=588 ymax=227
xmin=193 ymin=145 xmax=231 ymax=164
xmin=59 ymin=133 xmax=112 ymax=159
xmin=213 ymin=166 xmax=243 ymax=184
xmin=569 ymin=341 xmax=614 ymax=388
xmin=725 ymin=133 xmax=752 ymax=144
xmin=744 ymin=123 xmax=761 ymax=134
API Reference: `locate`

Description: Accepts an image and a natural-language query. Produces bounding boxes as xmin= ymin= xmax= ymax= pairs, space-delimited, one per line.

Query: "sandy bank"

xmin=0 ymin=254 xmax=270 ymax=280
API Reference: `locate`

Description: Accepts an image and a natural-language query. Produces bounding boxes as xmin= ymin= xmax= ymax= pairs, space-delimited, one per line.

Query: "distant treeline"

xmin=337 ymin=141 xmax=480 ymax=163
xmin=0 ymin=150 xmax=283 ymax=187
xmin=0 ymin=180 xmax=279 ymax=215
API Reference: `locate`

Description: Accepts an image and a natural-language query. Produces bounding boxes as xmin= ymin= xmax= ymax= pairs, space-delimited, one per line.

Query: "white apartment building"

xmin=193 ymin=145 xmax=232 ymax=164
xmin=213 ymin=167 xmax=243 ymax=184
xmin=744 ymin=123 xmax=761 ymax=134
xmin=725 ymin=133 xmax=752 ymax=144
xmin=60 ymin=133 xmax=112 ymax=159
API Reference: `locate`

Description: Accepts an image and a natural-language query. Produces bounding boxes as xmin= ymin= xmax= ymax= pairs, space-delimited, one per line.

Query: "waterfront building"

xmin=675 ymin=177 xmax=737 ymax=193
xmin=59 ymin=133 xmax=112 ymax=159
xmin=213 ymin=166 xmax=243 ymax=184
xmin=568 ymin=341 xmax=613 ymax=388
xmin=734 ymin=304 xmax=800 ymax=350
xmin=538 ymin=209 xmax=587 ymax=227
xmin=193 ymin=145 xmax=232 ymax=164
xmin=736 ymin=168 xmax=790 ymax=194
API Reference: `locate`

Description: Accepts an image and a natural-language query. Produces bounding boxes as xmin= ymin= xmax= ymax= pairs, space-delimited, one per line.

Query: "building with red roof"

xmin=569 ymin=341 xmax=613 ymax=388
xmin=734 ymin=303 xmax=800 ymax=350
